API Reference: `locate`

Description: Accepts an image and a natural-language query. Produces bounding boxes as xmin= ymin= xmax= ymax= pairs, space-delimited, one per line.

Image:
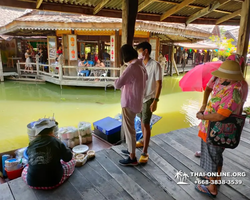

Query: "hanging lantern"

xmin=204 ymin=50 xmax=207 ymax=53
xmin=189 ymin=49 xmax=192 ymax=53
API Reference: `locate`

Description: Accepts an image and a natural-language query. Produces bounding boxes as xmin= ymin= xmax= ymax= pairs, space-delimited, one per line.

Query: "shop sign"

xmin=110 ymin=35 xmax=115 ymax=62
xmin=68 ymin=35 xmax=77 ymax=60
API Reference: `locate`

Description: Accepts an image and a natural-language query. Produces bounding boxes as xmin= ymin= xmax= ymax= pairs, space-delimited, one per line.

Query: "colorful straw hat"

xmin=211 ymin=60 xmax=244 ymax=81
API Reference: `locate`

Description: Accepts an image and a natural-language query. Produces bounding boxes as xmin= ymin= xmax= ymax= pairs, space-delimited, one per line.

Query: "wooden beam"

xmin=138 ymin=0 xmax=155 ymax=12
xmin=93 ymin=0 xmax=110 ymax=15
xmin=153 ymin=0 xmax=233 ymax=14
xmin=0 ymin=0 xmax=241 ymax=25
xmin=216 ymin=9 xmax=241 ymax=24
xmin=15 ymin=0 xmax=237 ymax=15
xmin=122 ymin=0 xmax=138 ymax=46
xmin=237 ymin=0 xmax=250 ymax=73
xmin=185 ymin=0 xmax=230 ymax=25
xmin=36 ymin=0 xmax=43 ymax=9
xmin=160 ymin=0 xmax=195 ymax=21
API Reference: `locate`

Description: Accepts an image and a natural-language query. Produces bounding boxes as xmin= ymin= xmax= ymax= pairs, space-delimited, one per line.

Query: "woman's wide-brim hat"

xmin=33 ymin=118 xmax=56 ymax=136
xmin=211 ymin=60 xmax=244 ymax=81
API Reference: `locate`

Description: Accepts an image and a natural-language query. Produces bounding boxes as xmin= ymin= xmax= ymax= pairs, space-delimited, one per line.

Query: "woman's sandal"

xmin=200 ymin=176 xmax=221 ymax=186
xmin=195 ymin=184 xmax=216 ymax=198
xmin=200 ymin=176 xmax=210 ymax=181
xmin=194 ymin=151 xmax=201 ymax=157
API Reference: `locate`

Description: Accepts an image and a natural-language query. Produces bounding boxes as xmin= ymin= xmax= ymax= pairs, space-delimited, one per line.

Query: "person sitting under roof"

xmin=78 ymin=57 xmax=90 ymax=76
xmin=93 ymin=59 xmax=105 ymax=81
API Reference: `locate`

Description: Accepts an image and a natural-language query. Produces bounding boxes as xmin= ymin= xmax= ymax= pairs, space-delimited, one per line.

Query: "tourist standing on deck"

xmin=37 ymin=49 xmax=44 ymax=64
xmin=57 ymin=46 xmax=63 ymax=55
xmin=115 ymin=44 xmax=147 ymax=166
xmin=136 ymin=42 xmax=162 ymax=164
xmin=24 ymin=49 xmax=33 ymax=73
xmin=56 ymin=46 xmax=63 ymax=62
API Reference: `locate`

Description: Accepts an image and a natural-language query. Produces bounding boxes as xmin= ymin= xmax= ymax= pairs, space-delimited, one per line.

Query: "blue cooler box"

xmin=93 ymin=117 xmax=122 ymax=144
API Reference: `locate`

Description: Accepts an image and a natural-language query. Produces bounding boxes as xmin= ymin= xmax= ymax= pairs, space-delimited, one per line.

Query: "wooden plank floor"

xmin=2 ymin=126 xmax=250 ymax=200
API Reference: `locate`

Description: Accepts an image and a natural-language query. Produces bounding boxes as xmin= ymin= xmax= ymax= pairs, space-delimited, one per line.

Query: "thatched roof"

xmin=0 ymin=6 xmax=32 ymax=27
xmin=0 ymin=10 xmax=211 ymax=42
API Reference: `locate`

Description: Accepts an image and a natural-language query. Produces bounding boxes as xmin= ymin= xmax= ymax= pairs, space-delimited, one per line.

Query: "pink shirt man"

xmin=115 ymin=59 xmax=147 ymax=114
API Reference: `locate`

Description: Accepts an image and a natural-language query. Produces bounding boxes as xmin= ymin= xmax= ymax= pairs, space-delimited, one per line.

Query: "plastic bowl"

xmin=6 ymin=167 xmax=23 ymax=180
xmin=23 ymin=147 xmax=28 ymax=160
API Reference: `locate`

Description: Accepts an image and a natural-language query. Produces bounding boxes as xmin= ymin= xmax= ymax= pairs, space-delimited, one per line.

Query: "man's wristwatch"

xmin=154 ymin=98 xmax=159 ymax=102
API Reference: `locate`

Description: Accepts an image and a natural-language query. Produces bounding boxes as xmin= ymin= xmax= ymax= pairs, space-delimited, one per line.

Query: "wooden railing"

xmin=16 ymin=55 xmax=122 ymax=87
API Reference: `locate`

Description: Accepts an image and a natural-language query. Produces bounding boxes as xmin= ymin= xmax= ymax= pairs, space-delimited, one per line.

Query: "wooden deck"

xmin=164 ymin=65 xmax=194 ymax=76
xmin=1 ymin=126 xmax=250 ymax=200
xmin=3 ymin=72 xmax=19 ymax=77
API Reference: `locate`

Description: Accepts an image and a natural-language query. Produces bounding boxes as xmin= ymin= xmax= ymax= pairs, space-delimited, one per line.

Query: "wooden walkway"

xmin=1 ymin=126 xmax=250 ymax=200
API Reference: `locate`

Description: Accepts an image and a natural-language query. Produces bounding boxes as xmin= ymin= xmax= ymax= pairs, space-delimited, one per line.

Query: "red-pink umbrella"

xmin=179 ymin=61 xmax=223 ymax=92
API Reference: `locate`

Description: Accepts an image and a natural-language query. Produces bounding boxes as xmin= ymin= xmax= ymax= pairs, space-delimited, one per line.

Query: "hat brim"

xmin=211 ymin=70 xmax=244 ymax=81
xmin=34 ymin=119 xmax=56 ymax=136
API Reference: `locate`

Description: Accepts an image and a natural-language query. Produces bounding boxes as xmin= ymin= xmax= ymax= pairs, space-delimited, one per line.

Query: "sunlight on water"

xmin=1 ymin=69 xmax=250 ymax=153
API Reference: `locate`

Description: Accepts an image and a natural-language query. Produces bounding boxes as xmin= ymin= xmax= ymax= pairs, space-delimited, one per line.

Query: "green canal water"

xmin=1 ymin=72 xmax=250 ymax=153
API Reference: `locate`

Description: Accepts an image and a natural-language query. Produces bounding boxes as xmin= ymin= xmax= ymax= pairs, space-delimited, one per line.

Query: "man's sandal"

xmin=136 ymin=140 xmax=144 ymax=148
xmin=138 ymin=153 xmax=149 ymax=164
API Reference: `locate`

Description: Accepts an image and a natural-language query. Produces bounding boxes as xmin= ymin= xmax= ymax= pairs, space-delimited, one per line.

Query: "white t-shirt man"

xmin=143 ymin=58 xmax=162 ymax=103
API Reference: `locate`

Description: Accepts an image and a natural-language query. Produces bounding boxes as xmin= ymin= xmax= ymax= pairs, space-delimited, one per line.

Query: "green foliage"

xmin=209 ymin=27 xmax=235 ymax=57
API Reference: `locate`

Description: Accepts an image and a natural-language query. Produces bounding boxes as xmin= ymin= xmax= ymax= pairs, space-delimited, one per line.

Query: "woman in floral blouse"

xmin=195 ymin=60 xmax=247 ymax=198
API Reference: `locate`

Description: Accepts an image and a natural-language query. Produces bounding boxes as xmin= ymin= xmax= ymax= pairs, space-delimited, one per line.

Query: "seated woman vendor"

xmin=22 ymin=119 xmax=76 ymax=190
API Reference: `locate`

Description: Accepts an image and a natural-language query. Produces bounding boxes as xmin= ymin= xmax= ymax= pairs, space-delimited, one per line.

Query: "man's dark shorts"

xmin=137 ymin=98 xmax=154 ymax=124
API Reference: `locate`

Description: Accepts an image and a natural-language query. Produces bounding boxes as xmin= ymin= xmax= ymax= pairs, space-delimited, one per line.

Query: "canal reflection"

xmin=0 ymin=70 xmax=250 ymax=152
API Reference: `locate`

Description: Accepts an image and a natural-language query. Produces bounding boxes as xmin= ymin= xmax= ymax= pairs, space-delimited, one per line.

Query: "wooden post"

xmin=172 ymin=46 xmax=179 ymax=76
xmin=115 ymin=30 xmax=121 ymax=77
xmin=193 ymin=52 xmax=196 ymax=66
xmin=236 ymin=0 xmax=250 ymax=73
xmin=168 ymin=45 xmax=170 ymax=74
xmin=35 ymin=54 xmax=39 ymax=77
xmin=17 ymin=60 xmax=21 ymax=77
xmin=170 ymin=45 xmax=173 ymax=76
xmin=0 ymin=49 xmax=3 ymax=82
xmin=59 ymin=54 xmax=64 ymax=89
xmin=183 ymin=50 xmax=186 ymax=73
xmin=98 ymin=40 xmax=102 ymax=60
xmin=121 ymin=0 xmax=138 ymax=45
